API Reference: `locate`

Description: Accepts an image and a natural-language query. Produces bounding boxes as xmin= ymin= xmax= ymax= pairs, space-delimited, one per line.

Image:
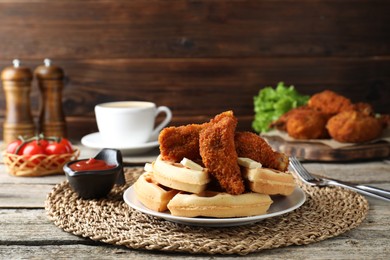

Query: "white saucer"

xmin=124 ymin=186 xmax=306 ymax=227
xmin=81 ymin=132 xmax=159 ymax=155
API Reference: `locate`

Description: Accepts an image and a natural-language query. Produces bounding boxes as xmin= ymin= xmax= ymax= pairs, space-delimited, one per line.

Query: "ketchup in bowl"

xmin=69 ymin=158 xmax=116 ymax=172
xmin=64 ymin=148 xmax=124 ymax=199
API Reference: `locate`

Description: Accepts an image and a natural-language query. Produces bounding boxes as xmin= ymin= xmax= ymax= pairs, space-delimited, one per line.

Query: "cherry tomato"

xmin=59 ymin=138 xmax=73 ymax=152
xmin=37 ymin=138 xmax=49 ymax=150
xmin=22 ymin=141 xmax=46 ymax=165
xmin=22 ymin=141 xmax=45 ymax=156
xmin=6 ymin=139 xmax=23 ymax=154
xmin=45 ymin=142 xmax=68 ymax=155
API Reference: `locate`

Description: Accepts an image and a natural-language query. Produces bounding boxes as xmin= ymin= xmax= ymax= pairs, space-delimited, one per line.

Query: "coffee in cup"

xmin=95 ymin=101 xmax=172 ymax=146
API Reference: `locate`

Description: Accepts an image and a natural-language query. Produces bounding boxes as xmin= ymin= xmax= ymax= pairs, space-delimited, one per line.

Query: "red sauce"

xmin=69 ymin=158 xmax=116 ymax=172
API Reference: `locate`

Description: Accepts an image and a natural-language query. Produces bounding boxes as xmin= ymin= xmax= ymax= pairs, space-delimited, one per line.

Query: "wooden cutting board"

xmin=263 ymin=135 xmax=390 ymax=161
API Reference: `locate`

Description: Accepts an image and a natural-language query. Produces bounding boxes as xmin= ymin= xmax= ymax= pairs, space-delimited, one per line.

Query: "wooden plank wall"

xmin=0 ymin=0 xmax=389 ymax=140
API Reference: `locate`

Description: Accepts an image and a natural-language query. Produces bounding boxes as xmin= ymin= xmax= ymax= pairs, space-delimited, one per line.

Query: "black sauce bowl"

xmin=63 ymin=148 xmax=125 ymax=199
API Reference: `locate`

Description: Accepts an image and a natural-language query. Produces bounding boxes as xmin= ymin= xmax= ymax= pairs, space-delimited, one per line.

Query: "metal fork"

xmin=289 ymin=156 xmax=390 ymax=202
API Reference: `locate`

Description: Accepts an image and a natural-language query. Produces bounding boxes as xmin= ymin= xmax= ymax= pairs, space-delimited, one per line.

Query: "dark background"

xmin=1 ymin=0 xmax=389 ymax=141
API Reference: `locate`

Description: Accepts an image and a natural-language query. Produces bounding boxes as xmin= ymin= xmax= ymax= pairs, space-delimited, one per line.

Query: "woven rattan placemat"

xmin=45 ymin=168 xmax=369 ymax=255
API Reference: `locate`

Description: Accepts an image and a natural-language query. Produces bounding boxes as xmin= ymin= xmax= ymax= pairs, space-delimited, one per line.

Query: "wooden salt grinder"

xmin=1 ymin=59 xmax=35 ymax=144
xmin=35 ymin=59 xmax=67 ymax=137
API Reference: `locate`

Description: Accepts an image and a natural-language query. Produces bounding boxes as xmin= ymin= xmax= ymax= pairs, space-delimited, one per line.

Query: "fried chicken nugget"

xmin=271 ymin=106 xmax=330 ymax=140
xmin=159 ymin=124 xmax=205 ymax=162
xmin=308 ymin=90 xmax=353 ymax=115
xmin=286 ymin=109 xmax=330 ymax=140
xmin=349 ymin=102 xmax=374 ymax=116
xmin=270 ymin=105 xmax=312 ymax=131
xmin=326 ymin=111 xmax=383 ymax=143
xmin=199 ymin=111 xmax=245 ymax=195
xmin=235 ymin=132 xmax=289 ymax=172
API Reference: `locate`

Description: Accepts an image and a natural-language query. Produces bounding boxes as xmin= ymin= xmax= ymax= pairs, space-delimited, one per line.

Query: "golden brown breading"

xmin=286 ymin=109 xmax=330 ymax=140
xmin=308 ymin=90 xmax=353 ymax=115
xmin=270 ymin=105 xmax=312 ymax=131
xmin=235 ymin=132 xmax=289 ymax=172
xmin=326 ymin=111 xmax=383 ymax=143
xmin=349 ymin=102 xmax=375 ymax=116
xmin=158 ymin=124 xmax=205 ymax=163
xmin=199 ymin=111 xmax=245 ymax=195
xmin=271 ymin=105 xmax=330 ymax=140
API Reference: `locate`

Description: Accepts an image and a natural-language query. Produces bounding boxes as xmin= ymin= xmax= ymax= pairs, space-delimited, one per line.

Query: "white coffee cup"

xmin=95 ymin=101 xmax=172 ymax=146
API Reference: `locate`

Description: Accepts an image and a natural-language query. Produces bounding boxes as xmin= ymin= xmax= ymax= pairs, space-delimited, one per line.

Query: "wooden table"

xmin=1 ymin=144 xmax=389 ymax=259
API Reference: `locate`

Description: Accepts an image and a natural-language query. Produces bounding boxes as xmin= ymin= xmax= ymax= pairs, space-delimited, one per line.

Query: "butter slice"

xmin=180 ymin=157 xmax=204 ymax=171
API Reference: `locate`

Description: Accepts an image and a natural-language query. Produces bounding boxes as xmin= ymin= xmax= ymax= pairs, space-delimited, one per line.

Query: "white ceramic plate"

xmin=123 ymin=185 xmax=306 ymax=227
xmin=81 ymin=132 xmax=159 ymax=155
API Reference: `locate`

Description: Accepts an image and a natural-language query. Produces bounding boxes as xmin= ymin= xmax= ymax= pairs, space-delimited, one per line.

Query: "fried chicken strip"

xmin=235 ymin=132 xmax=289 ymax=172
xmin=158 ymin=124 xmax=205 ymax=163
xmin=199 ymin=111 xmax=245 ymax=195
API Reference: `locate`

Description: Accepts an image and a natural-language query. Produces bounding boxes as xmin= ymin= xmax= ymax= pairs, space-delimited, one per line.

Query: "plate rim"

xmin=123 ymin=185 xmax=306 ymax=227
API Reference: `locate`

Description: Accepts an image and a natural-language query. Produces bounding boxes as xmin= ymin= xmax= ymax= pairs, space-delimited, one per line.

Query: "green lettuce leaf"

xmin=252 ymin=82 xmax=309 ymax=133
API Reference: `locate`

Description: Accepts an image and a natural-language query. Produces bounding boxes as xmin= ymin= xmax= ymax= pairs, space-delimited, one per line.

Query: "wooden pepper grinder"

xmin=35 ymin=59 xmax=67 ymax=138
xmin=1 ymin=59 xmax=35 ymax=144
